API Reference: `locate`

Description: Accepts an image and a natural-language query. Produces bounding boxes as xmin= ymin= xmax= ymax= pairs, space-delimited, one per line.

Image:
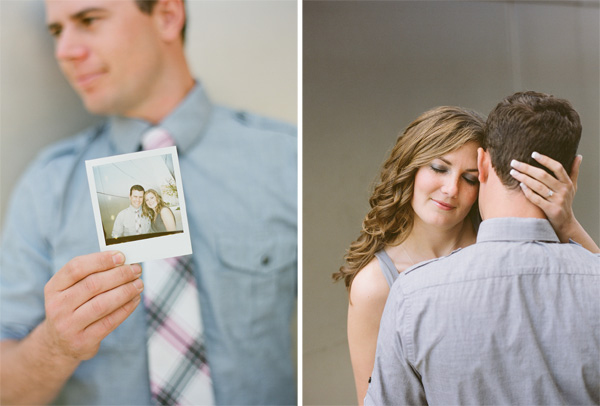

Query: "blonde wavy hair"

xmin=142 ymin=189 xmax=167 ymax=222
xmin=332 ymin=106 xmax=485 ymax=290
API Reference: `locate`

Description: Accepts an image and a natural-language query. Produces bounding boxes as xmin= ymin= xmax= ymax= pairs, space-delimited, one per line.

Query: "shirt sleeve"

xmin=0 ymin=160 xmax=55 ymax=341
xmin=364 ymin=285 xmax=426 ymax=406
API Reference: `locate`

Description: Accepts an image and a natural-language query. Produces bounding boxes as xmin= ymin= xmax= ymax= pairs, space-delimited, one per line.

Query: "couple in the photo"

xmin=337 ymin=91 xmax=599 ymax=405
xmin=112 ymin=185 xmax=176 ymax=238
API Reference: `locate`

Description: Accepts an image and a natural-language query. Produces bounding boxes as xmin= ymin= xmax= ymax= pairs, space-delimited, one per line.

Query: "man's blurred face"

xmin=45 ymin=0 xmax=165 ymax=116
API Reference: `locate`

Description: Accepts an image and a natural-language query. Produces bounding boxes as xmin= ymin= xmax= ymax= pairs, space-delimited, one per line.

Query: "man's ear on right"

xmin=477 ymin=147 xmax=489 ymax=184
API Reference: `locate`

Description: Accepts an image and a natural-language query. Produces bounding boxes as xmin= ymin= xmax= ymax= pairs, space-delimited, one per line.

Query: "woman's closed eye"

xmin=430 ymin=164 xmax=447 ymax=174
xmin=462 ymin=175 xmax=479 ymax=186
xmin=430 ymin=164 xmax=478 ymax=185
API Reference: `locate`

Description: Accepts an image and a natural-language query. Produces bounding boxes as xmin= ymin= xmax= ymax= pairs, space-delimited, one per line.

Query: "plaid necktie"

xmin=135 ymin=209 xmax=142 ymax=234
xmin=142 ymin=127 xmax=214 ymax=405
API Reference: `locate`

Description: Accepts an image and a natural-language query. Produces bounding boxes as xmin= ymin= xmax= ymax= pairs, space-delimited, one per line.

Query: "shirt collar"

xmin=476 ymin=217 xmax=560 ymax=244
xmin=107 ymin=82 xmax=213 ymax=155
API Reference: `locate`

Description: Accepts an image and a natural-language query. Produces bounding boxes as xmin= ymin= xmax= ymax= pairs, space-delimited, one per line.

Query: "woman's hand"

xmin=509 ymin=152 xmax=580 ymax=236
xmin=510 ymin=152 xmax=599 ymax=253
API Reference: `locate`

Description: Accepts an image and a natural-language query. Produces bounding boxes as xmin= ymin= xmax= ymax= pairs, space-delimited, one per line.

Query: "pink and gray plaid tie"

xmin=141 ymin=127 xmax=214 ymax=405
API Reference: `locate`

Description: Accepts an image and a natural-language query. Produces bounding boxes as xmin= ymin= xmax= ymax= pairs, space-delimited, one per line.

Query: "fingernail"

xmin=531 ymin=151 xmax=540 ymax=159
xmin=510 ymin=169 xmax=518 ymax=177
xmin=520 ymin=182 xmax=528 ymax=190
xmin=112 ymin=252 xmax=125 ymax=265
xmin=131 ymin=264 xmax=142 ymax=277
xmin=510 ymin=159 xmax=520 ymax=168
xmin=133 ymin=279 xmax=144 ymax=291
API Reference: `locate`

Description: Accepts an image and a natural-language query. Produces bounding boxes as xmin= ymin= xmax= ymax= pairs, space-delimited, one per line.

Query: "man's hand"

xmin=0 ymin=251 xmax=143 ymax=405
xmin=42 ymin=251 xmax=143 ymax=361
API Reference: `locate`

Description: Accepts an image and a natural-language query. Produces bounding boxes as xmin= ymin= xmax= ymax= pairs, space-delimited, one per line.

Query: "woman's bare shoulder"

xmin=160 ymin=207 xmax=174 ymax=216
xmin=349 ymin=257 xmax=390 ymax=309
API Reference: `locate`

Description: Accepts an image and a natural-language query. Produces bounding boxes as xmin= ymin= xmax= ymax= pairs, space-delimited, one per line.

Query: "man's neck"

xmin=119 ymin=46 xmax=195 ymax=124
xmin=123 ymin=73 xmax=195 ymax=124
xmin=479 ymin=174 xmax=546 ymax=220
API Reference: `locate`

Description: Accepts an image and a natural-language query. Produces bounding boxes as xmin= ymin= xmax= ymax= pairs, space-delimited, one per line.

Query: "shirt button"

xmin=261 ymin=255 xmax=270 ymax=266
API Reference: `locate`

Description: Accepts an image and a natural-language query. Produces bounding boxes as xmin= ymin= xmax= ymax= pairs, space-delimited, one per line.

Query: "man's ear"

xmin=153 ymin=0 xmax=185 ymax=43
xmin=477 ymin=147 xmax=489 ymax=183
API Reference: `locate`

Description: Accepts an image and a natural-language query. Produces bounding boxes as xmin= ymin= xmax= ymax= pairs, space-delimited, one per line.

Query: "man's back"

xmin=366 ymin=218 xmax=600 ymax=405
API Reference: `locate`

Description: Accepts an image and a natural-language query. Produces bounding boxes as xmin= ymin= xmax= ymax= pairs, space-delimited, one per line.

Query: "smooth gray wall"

xmin=303 ymin=1 xmax=599 ymax=404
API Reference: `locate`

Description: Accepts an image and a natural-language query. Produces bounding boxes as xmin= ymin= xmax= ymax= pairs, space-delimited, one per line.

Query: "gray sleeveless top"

xmin=374 ymin=250 xmax=399 ymax=288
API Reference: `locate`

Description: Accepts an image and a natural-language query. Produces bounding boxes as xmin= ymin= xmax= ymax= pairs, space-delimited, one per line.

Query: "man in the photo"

xmin=0 ymin=1 xmax=297 ymax=405
xmin=112 ymin=185 xmax=151 ymax=238
xmin=365 ymin=91 xmax=600 ymax=405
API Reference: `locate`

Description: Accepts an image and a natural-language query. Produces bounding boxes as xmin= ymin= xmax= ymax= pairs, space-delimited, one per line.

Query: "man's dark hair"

xmin=484 ymin=91 xmax=582 ymax=189
xmin=135 ymin=0 xmax=187 ymax=42
xmin=130 ymin=184 xmax=145 ymax=195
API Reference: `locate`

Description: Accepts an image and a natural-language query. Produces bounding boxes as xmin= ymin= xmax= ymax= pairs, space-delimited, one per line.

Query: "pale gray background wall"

xmin=303 ymin=1 xmax=599 ymax=404
xmin=0 ymin=0 xmax=297 ymax=225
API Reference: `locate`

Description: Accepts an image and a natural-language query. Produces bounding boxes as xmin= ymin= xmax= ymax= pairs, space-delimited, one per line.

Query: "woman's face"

xmin=145 ymin=192 xmax=158 ymax=210
xmin=411 ymin=141 xmax=479 ymax=230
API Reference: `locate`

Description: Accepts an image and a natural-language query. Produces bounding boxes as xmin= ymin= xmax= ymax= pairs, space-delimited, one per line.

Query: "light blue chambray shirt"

xmin=0 ymin=84 xmax=297 ymax=405
xmin=366 ymin=217 xmax=600 ymax=406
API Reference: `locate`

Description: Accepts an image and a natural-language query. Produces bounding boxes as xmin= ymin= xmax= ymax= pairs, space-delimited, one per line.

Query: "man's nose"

xmin=54 ymin=27 xmax=88 ymax=61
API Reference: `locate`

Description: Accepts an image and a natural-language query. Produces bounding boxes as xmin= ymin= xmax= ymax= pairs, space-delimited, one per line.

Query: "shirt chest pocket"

xmin=213 ymin=235 xmax=297 ymax=341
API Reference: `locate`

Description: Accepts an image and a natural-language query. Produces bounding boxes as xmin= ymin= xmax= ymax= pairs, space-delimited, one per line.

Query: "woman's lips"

xmin=431 ymin=199 xmax=455 ymax=210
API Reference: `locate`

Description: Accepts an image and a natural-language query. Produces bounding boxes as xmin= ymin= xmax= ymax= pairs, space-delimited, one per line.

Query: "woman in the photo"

xmin=333 ymin=106 xmax=599 ymax=405
xmin=142 ymin=189 xmax=177 ymax=233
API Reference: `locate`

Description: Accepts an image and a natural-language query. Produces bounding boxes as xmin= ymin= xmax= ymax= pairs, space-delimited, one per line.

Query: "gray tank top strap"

xmin=374 ymin=250 xmax=399 ymax=288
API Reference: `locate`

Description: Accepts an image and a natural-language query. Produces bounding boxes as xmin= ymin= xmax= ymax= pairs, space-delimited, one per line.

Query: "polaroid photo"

xmin=85 ymin=146 xmax=192 ymax=264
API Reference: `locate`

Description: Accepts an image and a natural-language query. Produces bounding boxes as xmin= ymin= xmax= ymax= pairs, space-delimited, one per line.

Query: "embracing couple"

xmin=112 ymin=185 xmax=176 ymax=238
xmin=336 ymin=91 xmax=599 ymax=405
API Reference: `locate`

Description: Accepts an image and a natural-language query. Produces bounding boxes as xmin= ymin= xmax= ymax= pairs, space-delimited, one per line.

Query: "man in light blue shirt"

xmin=112 ymin=185 xmax=151 ymax=238
xmin=365 ymin=91 xmax=600 ymax=405
xmin=0 ymin=1 xmax=296 ymax=405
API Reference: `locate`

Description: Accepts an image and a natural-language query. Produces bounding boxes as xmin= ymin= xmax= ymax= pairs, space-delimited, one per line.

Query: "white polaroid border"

xmin=85 ymin=146 xmax=192 ymax=264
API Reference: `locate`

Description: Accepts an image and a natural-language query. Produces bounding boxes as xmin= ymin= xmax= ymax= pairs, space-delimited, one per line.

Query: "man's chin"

xmin=81 ymin=95 xmax=117 ymax=116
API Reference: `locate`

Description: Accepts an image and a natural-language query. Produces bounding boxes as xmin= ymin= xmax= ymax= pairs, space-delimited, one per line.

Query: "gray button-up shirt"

xmin=365 ymin=217 xmax=600 ymax=406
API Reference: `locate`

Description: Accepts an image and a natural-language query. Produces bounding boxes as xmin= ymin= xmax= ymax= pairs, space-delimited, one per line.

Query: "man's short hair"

xmin=134 ymin=0 xmax=187 ymax=41
xmin=130 ymin=184 xmax=145 ymax=195
xmin=484 ymin=91 xmax=582 ymax=189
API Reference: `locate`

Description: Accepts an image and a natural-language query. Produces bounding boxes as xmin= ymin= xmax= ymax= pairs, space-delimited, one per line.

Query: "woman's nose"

xmin=441 ymin=177 xmax=459 ymax=197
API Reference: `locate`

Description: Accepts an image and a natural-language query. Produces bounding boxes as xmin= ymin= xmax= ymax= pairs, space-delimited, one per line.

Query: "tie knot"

xmin=142 ymin=127 xmax=175 ymax=150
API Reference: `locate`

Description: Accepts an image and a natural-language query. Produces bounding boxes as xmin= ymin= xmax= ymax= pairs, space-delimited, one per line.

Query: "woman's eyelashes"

xmin=463 ymin=175 xmax=479 ymax=186
xmin=429 ymin=164 xmax=479 ymax=186
xmin=429 ymin=164 xmax=447 ymax=174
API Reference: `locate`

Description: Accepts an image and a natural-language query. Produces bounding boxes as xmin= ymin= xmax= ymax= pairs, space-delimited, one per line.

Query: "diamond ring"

xmin=547 ymin=189 xmax=554 ymax=198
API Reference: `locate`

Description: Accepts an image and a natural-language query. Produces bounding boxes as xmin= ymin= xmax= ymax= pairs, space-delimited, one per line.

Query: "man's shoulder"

xmin=115 ymin=206 xmax=131 ymax=216
xmin=32 ymin=122 xmax=105 ymax=170
xmin=393 ymin=248 xmax=469 ymax=295
xmin=404 ymin=248 xmax=464 ymax=275
xmin=212 ymin=105 xmax=297 ymax=140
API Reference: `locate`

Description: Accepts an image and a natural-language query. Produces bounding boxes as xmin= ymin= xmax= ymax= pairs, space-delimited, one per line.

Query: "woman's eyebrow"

xmin=438 ymin=157 xmax=478 ymax=172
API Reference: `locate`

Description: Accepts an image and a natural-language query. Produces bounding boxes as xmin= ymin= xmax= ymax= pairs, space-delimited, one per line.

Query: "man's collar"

xmin=476 ymin=217 xmax=560 ymax=244
xmin=108 ymin=82 xmax=213 ymax=155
